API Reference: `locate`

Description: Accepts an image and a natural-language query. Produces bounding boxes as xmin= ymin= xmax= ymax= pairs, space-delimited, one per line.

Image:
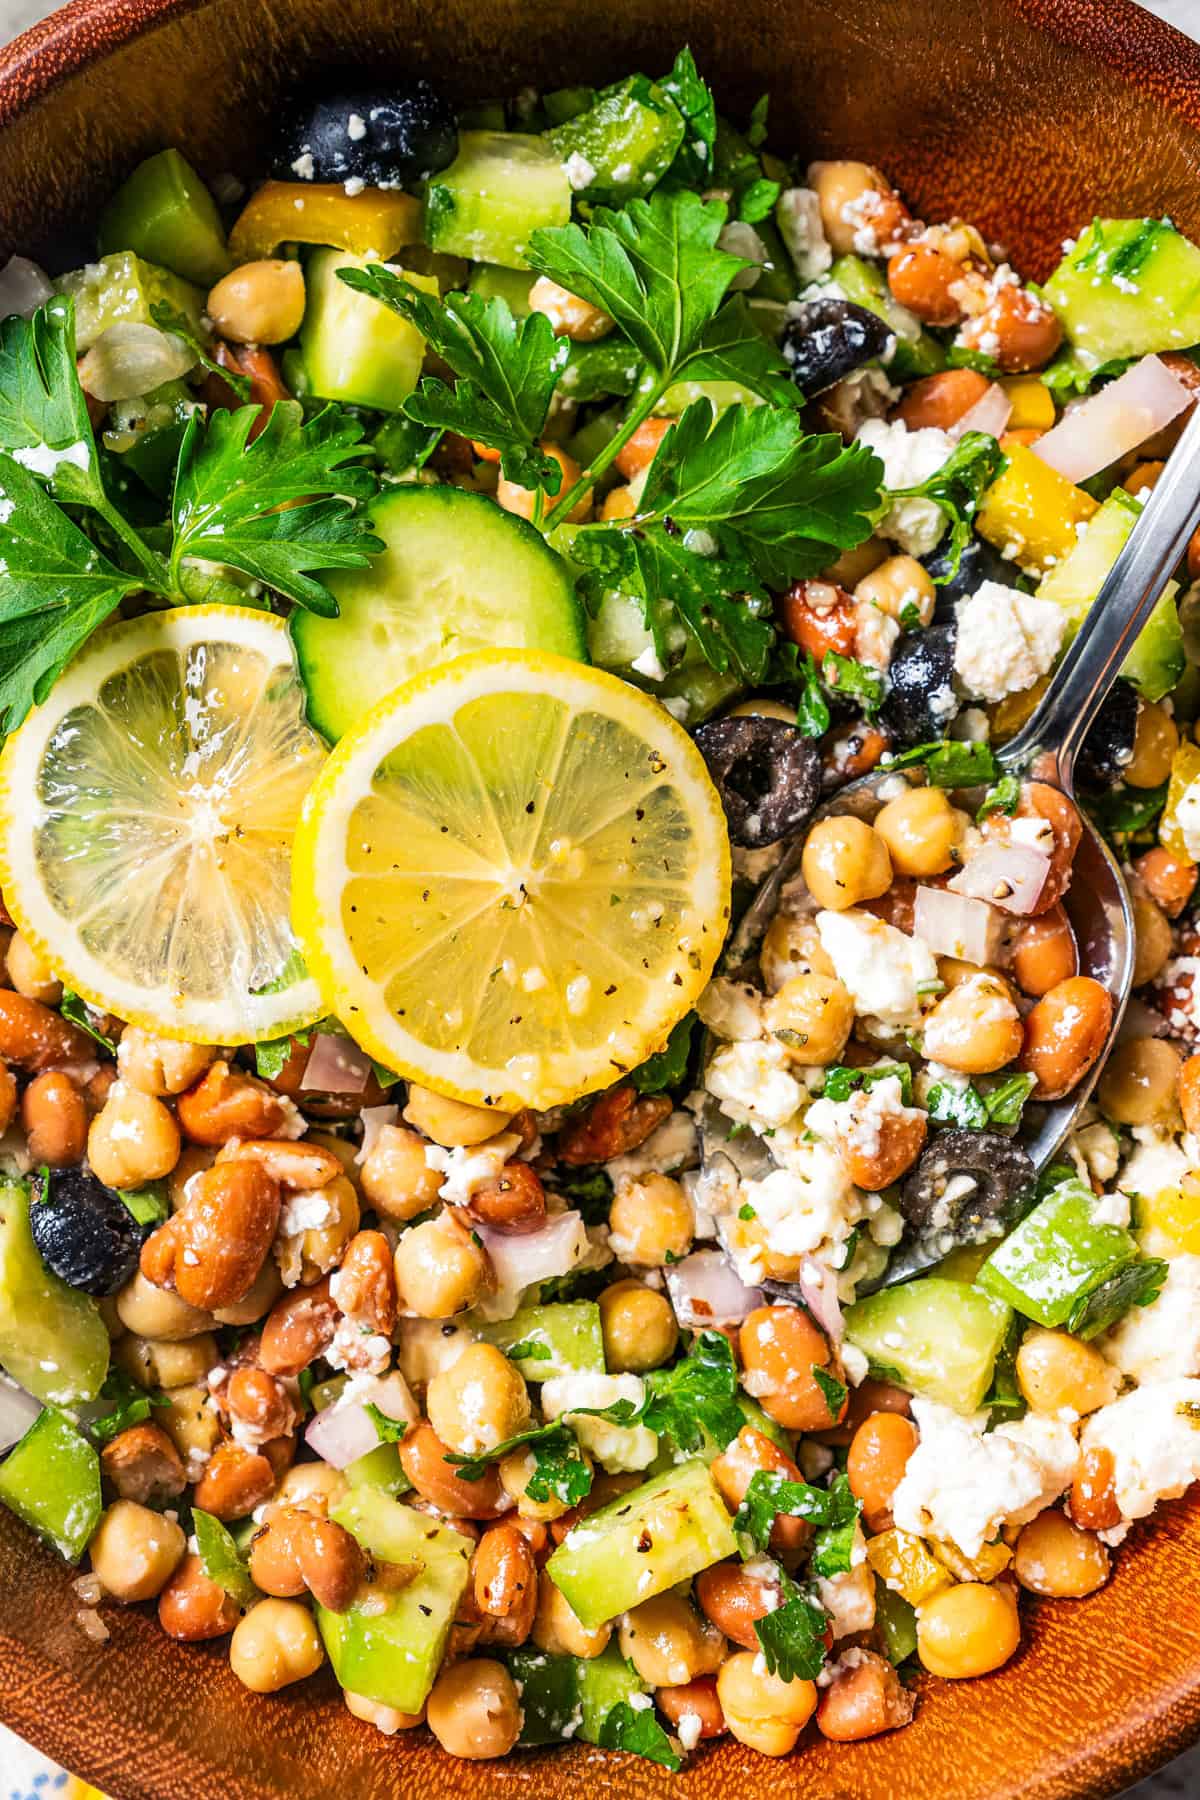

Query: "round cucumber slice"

xmin=292 ymin=485 xmax=587 ymax=741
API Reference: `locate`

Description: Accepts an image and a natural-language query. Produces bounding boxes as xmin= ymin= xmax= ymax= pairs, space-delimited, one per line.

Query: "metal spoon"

xmin=703 ymin=398 xmax=1200 ymax=1185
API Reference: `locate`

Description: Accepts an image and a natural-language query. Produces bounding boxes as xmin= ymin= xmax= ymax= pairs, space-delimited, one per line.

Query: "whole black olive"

xmin=781 ymin=299 xmax=893 ymax=398
xmin=693 ymin=716 xmax=822 ymax=848
xmin=1075 ymin=681 xmax=1139 ymax=794
xmin=921 ymin=535 xmax=1023 ymax=612
xmin=880 ymin=623 xmax=959 ymax=746
xmin=899 ymin=1130 xmax=1035 ymax=1240
xmin=273 ymin=82 xmax=458 ymax=189
xmin=29 ymin=1167 xmax=144 ymax=1296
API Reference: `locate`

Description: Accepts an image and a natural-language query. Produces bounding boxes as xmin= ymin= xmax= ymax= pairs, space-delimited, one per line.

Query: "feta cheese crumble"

xmin=854 ymin=418 xmax=956 ymax=556
xmin=952 ymin=581 xmax=1066 ymax=704
xmin=815 ymin=908 xmax=938 ymax=1031
xmin=892 ymin=1399 xmax=1078 ymax=1556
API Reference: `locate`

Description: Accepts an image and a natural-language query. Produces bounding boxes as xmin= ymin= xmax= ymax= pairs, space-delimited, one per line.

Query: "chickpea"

xmin=917 ymin=1582 xmax=1020 ymax=1679
xmin=739 ymin=1305 xmax=843 ymax=1431
xmin=156 ymin=1383 xmax=222 ymax=1465
xmin=21 ymin=1070 xmax=87 ymax=1167
xmin=500 ymin=1445 xmax=574 ymax=1522
xmin=426 ymin=1658 xmax=522 ymax=1760
xmin=6 ymin=932 xmax=61 ymax=1004
xmin=618 ymin=1593 xmax=725 ymax=1687
xmin=1070 ymin=1444 xmax=1121 ymax=1531
xmin=272 ymin=1461 xmax=348 ymax=1519
xmin=115 ymin=1274 xmax=215 ymax=1342
xmin=116 ymin=1027 xmax=214 ymax=1096
xmin=614 ymin=416 xmax=672 ymax=481
xmin=158 ymin=1552 xmax=241 ymax=1641
xmin=822 ymin=537 xmax=889 ymax=589
xmin=1020 ymin=977 xmax=1113 ymax=1100
xmin=229 ymin=1597 xmax=324 ymax=1693
xmin=1015 ymin=1328 xmax=1119 ymax=1418
xmin=427 ymin=1341 xmax=530 ymax=1456
xmin=1014 ymin=1508 xmax=1110 ymax=1597
xmin=598 ymin=1279 xmax=678 ymax=1372
xmin=897 ymin=368 xmax=991 ymax=432
xmin=529 ymin=274 xmax=614 ymax=341
xmin=695 ymin=1560 xmax=779 ymax=1649
xmin=801 ymin=817 xmax=892 ymax=912
xmin=532 ymin=1567 xmax=612 ymax=1658
xmin=1124 ymin=700 xmax=1178 ymax=789
xmin=399 ymin=1421 xmax=506 ymax=1519
xmin=816 ymin=1647 xmax=915 ymax=1741
xmin=759 ymin=913 xmax=834 ymax=993
xmin=117 ymin=1332 xmax=219 ymax=1391
xmin=1010 ymin=905 xmax=1079 ymax=998
xmin=88 ymin=1499 xmax=185 ymax=1602
xmin=608 ymin=1172 xmax=693 ymax=1267
xmin=403 ymin=1084 xmax=514 ymax=1148
xmin=360 ymin=1122 xmax=442 ymax=1220
xmin=1097 ymin=1036 xmax=1182 ymax=1125
xmin=1133 ymin=846 xmax=1197 ymax=919
xmin=874 ymin=785 xmax=966 ymax=877
xmin=212 ymin=1254 xmax=284 ymax=1328
xmin=88 ymin=1082 xmax=180 ymax=1188
xmin=344 ymin=1689 xmax=424 ymax=1734
xmin=847 ymin=1411 xmax=919 ymax=1533
xmin=599 ymin=484 xmax=637 ymax=522
xmin=656 ymin=1675 xmax=726 ymax=1740
xmin=717 ymin=1649 xmax=818 ymax=1756
xmin=921 ymin=974 xmax=1024 ymax=1075
xmin=1131 ymin=889 xmax=1174 ymax=987
xmin=853 ymin=553 xmax=936 ymax=629
xmin=497 ymin=443 xmax=591 ymax=524
xmin=762 ymin=971 xmax=854 ymax=1066
xmin=207 ymin=259 xmax=306 ymax=345
xmin=808 ymin=161 xmax=910 ymax=257
xmin=276 ymin=1174 xmax=359 ymax=1287
xmin=167 ymin=1144 xmax=214 ymax=1212
xmin=393 ymin=1210 xmax=488 ymax=1317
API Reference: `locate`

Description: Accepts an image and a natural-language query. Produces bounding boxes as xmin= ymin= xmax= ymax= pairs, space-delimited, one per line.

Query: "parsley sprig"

xmin=882 ymin=430 xmax=1006 ymax=578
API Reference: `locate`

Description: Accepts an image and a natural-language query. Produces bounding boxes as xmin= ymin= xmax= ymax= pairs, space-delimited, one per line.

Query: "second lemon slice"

xmin=292 ymin=650 xmax=732 ymax=1111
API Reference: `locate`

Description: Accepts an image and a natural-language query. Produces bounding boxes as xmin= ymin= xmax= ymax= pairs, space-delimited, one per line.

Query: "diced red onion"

xmin=356 ymin=1103 xmax=399 ymax=1164
xmin=913 ymin=884 xmax=1007 ymax=964
xmin=304 ymin=1372 xmax=415 ymax=1469
xmin=475 ymin=1210 xmax=590 ymax=1296
xmin=0 ymin=1376 xmax=42 ymax=1452
xmin=949 ymin=844 xmax=1051 ymax=916
xmin=0 ymin=256 xmax=53 ymax=320
xmin=948 ymin=382 xmax=1012 ymax=443
xmin=302 ymin=1032 xmax=372 ymax=1094
xmin=1033 ymin=354 xmax=1193 ymax=482
xmin=799 ymin=1257 xmax=844 ymax=1344
xmin=77 ymin=322 xmax=197 ymax=402
xmin=665 ymin=1250 xmax=764 ymax=1328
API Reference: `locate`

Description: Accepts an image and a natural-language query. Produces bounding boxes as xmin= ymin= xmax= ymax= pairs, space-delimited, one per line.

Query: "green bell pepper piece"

xmin=977 ymin=1179 xmax=1138 ymax=1327
xmin=0 ymin=1408 xmax=101 ymax=1563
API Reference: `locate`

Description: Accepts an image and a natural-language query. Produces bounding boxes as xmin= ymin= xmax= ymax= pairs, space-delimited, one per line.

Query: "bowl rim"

xmin=1 ymin=0 xmax=1200 ymax=1794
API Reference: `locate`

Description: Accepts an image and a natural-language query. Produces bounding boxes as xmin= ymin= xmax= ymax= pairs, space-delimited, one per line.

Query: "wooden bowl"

xmin=2 ymin=0 xmax=1200 ymax=1793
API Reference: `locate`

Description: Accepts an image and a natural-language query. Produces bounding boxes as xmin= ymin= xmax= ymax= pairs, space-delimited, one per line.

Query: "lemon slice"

xmin=0 ymin=605 xmax=327 ymax=1043
xmin=292 ymin=649 xmax=731 ymax=1110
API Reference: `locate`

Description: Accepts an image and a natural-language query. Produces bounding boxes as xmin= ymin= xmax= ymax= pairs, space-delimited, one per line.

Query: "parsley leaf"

xmin=447 ymin=1419 xmax=595 ymax=1506
xmin=598 ymin=1699 xmax=682 ymax=1770
xmin=886 ymin=739 xmax=1000 ymax=788
xmin=795 ymin=650 xmax=832 ymax=737
xmin=557 ymin=1167 xmax=614 ymax=1225
xmin=754 ymin=1567 xmax=828 ymax=1681
xmin=822 ymin=651 xmax=884 ymax=715
xmin=364 ymin=1402 xmax=407 ymax=1445
xmin=738 ymin=178 xmax=782 ymax=224
xmin=658 ymin=47 xmax=716 ymax=188
xmin=810 ymin=1473 xmax=862 ymax=1576
xmin=118 ymin=1182 xmax=170 ymax=1227
xmin=883 ymin=431 xmax=1006 ymax=579
xmin=1088 ymin=779 xmax=1168 ymax=837
xmin=630 ymin=1012 xmax=697 ymax=1094
xmin=88 ymin=1367 xmax=167 ymax=1444
xmin=336 ymin=265 xmax=569 ymax=490
xmin=984 ymin=1071 xmax=1037 ymax=1127
xmin=59 ymin=990 xmax=117 ymax=1055
xmin=746 ymin=94 xmax=770 ymax=149
xmin=0 ymin=296 xmax=104 ymax=510
xmin=821 ymin=1062 xmax=914 ymax=1106
xmin=977 ymin=772 xmax=1022 ymax=819
xmin=811 ymin=1364 xmax=848 ymax=1423
xmin=926 ymin=1080 xmax=989 ymax=1130
xmin=1066 ymin=1257 xmax=1169 ymax=1339
xmin=192 ymin=1507 xmax=258 ymax=1607
xmin=169 ymin=402 xmax=381 ymax=613
xmin=504 ymin=1339 xmax=546 ymax=1362
xmin=733 ymin=1468 xmax=860 ymax=1556
xmin=149 ymin=301 xmax=251 ymax=399
xmin=641 ymin=1329 xmax=744 ymax=1452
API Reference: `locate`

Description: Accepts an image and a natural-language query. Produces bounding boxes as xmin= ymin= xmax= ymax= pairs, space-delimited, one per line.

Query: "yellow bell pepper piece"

xmin=927 ymin=1535 xmax=1013 ymax=1584
xmin=229 ymin=183 xmax=422 ymax=263
xmin=1001 ymin=376 xmax=1055 ymax=432
xmin=865 ymin=1528 xmax=953 ymax=1606
xmin=976 ymin=444 xmax=1098 ymax=574
xmin=988 ymin=674 xmax=1049 ymax=746
xmin=1138 ymin=1175 xmax=1200 ymax=1256
xmin=1159 ymin=740 xmax=1200 ymax=862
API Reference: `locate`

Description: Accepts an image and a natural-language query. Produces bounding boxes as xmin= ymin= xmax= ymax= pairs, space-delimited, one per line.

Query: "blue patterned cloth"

xmin=1 ymin=1725 xmax=71 ymax=1800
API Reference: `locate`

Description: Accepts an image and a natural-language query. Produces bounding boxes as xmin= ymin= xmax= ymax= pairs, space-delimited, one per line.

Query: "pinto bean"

xmin=141 ymin=1162 xmax=281 ymax=1311
xmin=557 ymin=1085 xmax=671 ymax=1165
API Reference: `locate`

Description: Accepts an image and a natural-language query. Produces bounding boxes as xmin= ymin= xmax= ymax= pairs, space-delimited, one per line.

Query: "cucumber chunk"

xmin=844 ymin=1276 xmax=1012 ymax=1414
xmin=1036 ymin=488 xmax=1183 ymax=702
xmin=577 ymin=1642 xmax=649 ymax=1740
xmin=300 ymin=251 xmax=435 ymax=412
xmin=1044 ymin=218 xmax=1200 ymax=367
xmin=584 ymin=585 xmax=741 ymax=723
xmin=545 ymin=76 xmax=684 ymax=205
xmin=292 ymin=485 xmax=587 ymax=742
xmin=0 ymin=1180 xmax=108 ymax=1406
xmin=467 ymin=263 xmax=535 ymax=315
xmin=318 ymin=1490 xmax=472 ymax=1713
xmin=344 ymin=1442 xmax=412 ymax=1497
xmin=425 ymin=131 xmax=571 ymax=269
xmin=976 ymin=1179 xmax=1139 ymax=1328
xmin=56 ymin=251 xmax=204 ymax=351
xmin=476 ymin=1301 xmax=605 ymax=1379
xmin=829 ymin=254 xmax=946 ymax=382
xmin=546 ymin=1458 xmax=735 ymax=1628
xmin=509 ymin=1647 xmax=583 ymax=1743
xmin=98 ymin=149 xmax=231 ymax=288
xmin=0 ymin=1408 xmax=101 ymax=1564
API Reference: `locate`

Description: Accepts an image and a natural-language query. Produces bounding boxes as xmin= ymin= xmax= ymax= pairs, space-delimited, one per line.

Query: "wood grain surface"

xmin=1 ymin=0 xmax=1200 ymax=1795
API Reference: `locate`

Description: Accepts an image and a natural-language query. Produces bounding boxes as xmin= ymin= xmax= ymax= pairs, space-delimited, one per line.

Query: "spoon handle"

xmin=999 ymin=397 xmax=1200 ymax=786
